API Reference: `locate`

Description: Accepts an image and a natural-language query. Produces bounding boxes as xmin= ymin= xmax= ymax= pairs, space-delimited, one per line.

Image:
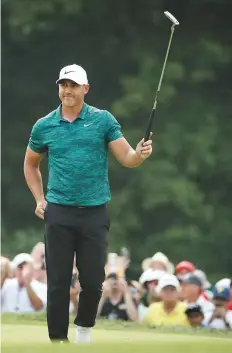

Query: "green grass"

xmin=1 ymin=314 xmax=232 ymax=353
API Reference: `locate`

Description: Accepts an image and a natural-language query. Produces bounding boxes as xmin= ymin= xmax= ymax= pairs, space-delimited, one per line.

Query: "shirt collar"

xmin=56 ymin=103 xmax=88 ymax=121
xmin=161 ymin=302 xmax=179 ymax=314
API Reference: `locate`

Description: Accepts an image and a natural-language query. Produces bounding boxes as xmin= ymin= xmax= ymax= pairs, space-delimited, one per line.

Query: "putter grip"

xmin=144 ymin=108 xmax=155 ymax=141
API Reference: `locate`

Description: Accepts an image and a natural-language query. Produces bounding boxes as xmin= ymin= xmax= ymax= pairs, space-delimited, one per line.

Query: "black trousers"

xmin=44 ymin=202 xmax=109 ymax=341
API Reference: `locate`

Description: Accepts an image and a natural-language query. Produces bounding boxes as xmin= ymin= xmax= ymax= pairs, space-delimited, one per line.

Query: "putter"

xmin=144 ymin=11 xmax=180 ymax=141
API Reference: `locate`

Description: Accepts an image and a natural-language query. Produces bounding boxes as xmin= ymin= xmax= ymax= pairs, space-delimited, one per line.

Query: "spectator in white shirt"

xmin=1 ymin=253 xmax=47 ymax=313
xmin=208 ymin=285 xmax=232 ymax=329
xmin=181 ymin=274 xmax=214 ymax=325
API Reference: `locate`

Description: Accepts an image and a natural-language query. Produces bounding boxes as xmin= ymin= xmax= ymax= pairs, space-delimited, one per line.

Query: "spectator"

xmin=181 ymin=274 xmax=214 ymax=325
xmin=185 ymin=303 xmax=205 ymax=327
xmin=215 ymin=278 xmax=232 ymax=311
xmin=139 ymin=269 xmax=166 ymax=302
xmin=1 ymin=253 xmax=47 ymax=313
xmin=208 ymin=286 xmax=232 ymax=329
xmin=138 ymin=269 xmax=166 ymax=321
xmin=97 ymin=273 xmax=138 ymax=321
xmin=144 ymin=274 xmax=189 ymax=327
xmin=142 ymin=252 xmax=174 ymax=274
xmin=175 ymin=261 xmax=195 ymax=281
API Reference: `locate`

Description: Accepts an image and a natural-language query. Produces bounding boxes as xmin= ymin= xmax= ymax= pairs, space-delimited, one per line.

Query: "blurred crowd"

xmin=1 ymin=244 xmax=232 ymax=330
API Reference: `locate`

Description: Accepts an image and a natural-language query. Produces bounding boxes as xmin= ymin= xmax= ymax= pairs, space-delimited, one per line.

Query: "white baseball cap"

xmin=56 ymin=64 xmax=88 ymax=85
xmin=11 ymin=253 xmax=34 ymax=269
xmin=216 ymin=278 xmax=231 ymax=288
xmin=139 ymin=269 xmax=166 ymax=285
xmin=156 ymin=274 xmax=181 ymax=293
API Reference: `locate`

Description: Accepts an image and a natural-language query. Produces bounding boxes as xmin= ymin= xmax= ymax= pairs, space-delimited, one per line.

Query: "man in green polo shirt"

xmin=24 ymin=64 xmax=152 ymax=343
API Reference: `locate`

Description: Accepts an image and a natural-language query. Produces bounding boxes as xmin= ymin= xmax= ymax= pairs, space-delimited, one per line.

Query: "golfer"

xmin=24 ymin=64 xmax=152 ymax=343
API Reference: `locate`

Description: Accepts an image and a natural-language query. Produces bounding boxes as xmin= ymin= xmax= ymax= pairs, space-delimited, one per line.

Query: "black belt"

xmin=47 ymin=202 xmax=107 ymax=209
xmin=77 ymin=204 xmax=106 ymax=209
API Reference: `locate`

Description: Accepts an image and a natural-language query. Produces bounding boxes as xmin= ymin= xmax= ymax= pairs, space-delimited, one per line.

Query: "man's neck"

xmin=109 ymin=291 xmax=122 ymax=303
xmin=163 ymin=301 xmax=177 ymax=313
xmin=61 ymin=103 xmax=84 ymax=122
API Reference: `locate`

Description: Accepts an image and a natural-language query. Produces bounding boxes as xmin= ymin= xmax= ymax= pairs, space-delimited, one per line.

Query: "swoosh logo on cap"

xmin=64 ymin=70 xmax=75 ymax=74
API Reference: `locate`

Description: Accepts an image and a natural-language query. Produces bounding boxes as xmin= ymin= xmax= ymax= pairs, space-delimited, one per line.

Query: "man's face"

xmin=187 ymin=312 xmax=204 ymax=326
xmin=150 ymin=261 xmax=167 ymax=271
xmin=181 ymin=283 xmax=200 ymax=300
xmin=160 ymin=285 xmax=179 ymax=303
xmin=146 ymin=280 xmax=159 ymax=291
xmin=213 ymin=297 xmax=227 ymax=308
xmin=58 ymin=80 xmax=89 ymax=107
xmin=177 ymin=269 xmax=190 ymax=276
xmin=15 ymin=263 xmax=26 ymax=286
xmin=108 ymin=278 xmax=120 ymax=292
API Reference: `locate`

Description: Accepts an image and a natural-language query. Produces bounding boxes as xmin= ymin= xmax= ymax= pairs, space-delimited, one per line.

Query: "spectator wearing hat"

xmin=97 ymin=273 xmax=138 ymax=321
xmin=181 ymin=274 xmax=214 ymax=325
xmin=175 ymin=261 xmax=195 ymax=281
xmin=138 ymin=269 xmax=166 ymax=321
xmin=208 ymin=286 xmax=232 ymax=329
xmin=142 ymin=252 xmax=174 ymax=274
xmin=1 ymin=253 xmax=47 ymax=313
xmin=144 ymin=274 xmax=189 ymax=327
xmin=215 ymin=279 xmax=232 ymax=311
xmin=185 ymin=303 xmax=205 ymax=327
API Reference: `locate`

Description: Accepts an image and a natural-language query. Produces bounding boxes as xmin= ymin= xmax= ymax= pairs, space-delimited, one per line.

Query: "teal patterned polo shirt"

xmin=28 ymin=103 xmax=123 ymax=206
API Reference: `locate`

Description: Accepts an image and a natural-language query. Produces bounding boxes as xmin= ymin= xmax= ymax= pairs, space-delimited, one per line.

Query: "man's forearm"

xmin=70 ymin=297 xmax=79 ymax=313
xmin=124 ymin=291 xmax=138 ymax=321
xmin=97 ymin=295 xmax=107 ymax=316
xmin=121 ymin=148 xmax=144 ymax=168
xmin=26 ymin=283 xmax=44 ymax=310
xmin=24 ymin=164 xmax=44 ymax=202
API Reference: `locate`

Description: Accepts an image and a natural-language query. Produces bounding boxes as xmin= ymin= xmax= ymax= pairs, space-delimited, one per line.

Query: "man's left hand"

xmin=136 ymin=134 xmax=153 ymax=160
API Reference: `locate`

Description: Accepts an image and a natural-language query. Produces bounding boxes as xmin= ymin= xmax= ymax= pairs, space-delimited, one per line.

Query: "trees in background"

xmin=2 ymin=0 xmax=232 ymax=277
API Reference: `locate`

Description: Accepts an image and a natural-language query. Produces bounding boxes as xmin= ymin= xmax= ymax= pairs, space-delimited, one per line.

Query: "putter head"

xmin=164 ymin=11 xmax=180 ymax=26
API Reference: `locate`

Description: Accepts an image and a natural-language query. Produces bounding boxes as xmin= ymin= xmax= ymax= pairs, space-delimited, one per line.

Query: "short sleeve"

xmin=104 ymin=111 xmax=123 ymax=143
xmin=28 ymin=120 xmax=47 ymax=153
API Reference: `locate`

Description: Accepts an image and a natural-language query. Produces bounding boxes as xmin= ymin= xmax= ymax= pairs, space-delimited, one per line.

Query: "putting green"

xmin=2 ymin=324 xmax=232 ymax=353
